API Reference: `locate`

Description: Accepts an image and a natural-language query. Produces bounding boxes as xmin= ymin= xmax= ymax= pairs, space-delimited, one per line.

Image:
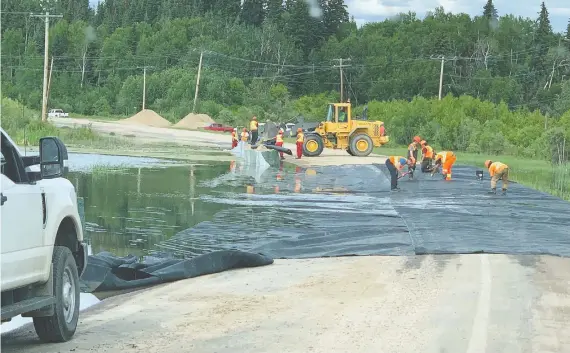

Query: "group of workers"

xmin=230 ymin=116 xmax=305 ymax=159
xmin=385 ymin=136 xmax=509 ymax=195
xmin=231 ymin=116 xmax=259 ymax=147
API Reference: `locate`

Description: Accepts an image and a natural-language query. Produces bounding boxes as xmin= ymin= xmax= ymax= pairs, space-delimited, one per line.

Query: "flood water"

xmin=70 ymin=153 xmax=311 ymax=258
xmin=71 ymin=162 xmax=231 ymax=257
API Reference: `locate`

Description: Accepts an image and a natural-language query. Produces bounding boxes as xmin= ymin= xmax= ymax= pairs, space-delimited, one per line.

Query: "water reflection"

xmin=73 ymin=163 xmax=232 ymax=257
xmin=74 ymin=156 xmax=339 ymax=258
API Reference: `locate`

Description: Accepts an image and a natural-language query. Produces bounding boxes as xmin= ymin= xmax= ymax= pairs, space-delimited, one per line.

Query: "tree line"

xmin=1 ymin=0 xmax=569 ymax=162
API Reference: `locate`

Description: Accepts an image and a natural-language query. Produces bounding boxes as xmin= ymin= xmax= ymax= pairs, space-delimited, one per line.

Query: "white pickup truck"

xmin=48 ymin=109 xmax=69 ymax=118
xmin=1 ymin=127 xmax=87 ymax=342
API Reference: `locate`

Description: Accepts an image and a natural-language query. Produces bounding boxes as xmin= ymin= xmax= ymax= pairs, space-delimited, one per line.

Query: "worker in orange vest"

xmin=231 ymin=128 xmax=238 ymax=149
xmin=485 ymin=160 xmax=509 ymax=195
xmin=295 ymin=128 xmax=304 ymax=159
xmin=385 ymin=156 xmax=410 ymax=191
xmin=249 ymin=116 xmax=258 ymax=145
xmin=275 ymin=129 xmax=285 ymax=160
xmin=432 ymin=151 xmax=457 ymax=180
xmin=240 ymin=127 xmax=249 ymax=142
xmin=420 ymin=140 xmax=435 ymax=173
xmin=407 ymin=136 xmax=421 ymax=179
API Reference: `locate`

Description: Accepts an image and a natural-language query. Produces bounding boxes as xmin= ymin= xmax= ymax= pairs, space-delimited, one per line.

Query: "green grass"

xmin=1 ymin=97 xmax=138 ymax=150
xmin=374 ymin=145 xmax=570 ymax=201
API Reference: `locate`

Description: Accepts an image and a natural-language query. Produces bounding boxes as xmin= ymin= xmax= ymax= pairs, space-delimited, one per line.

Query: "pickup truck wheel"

xmin=33 ymin=246 xmax=80 ymax=343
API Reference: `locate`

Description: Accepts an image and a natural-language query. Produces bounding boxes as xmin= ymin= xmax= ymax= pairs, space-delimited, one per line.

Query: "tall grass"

xmin=2 ymin=97 xmax=97 ymax=145
xmin=374 ymin=145 xmax=570 ymax=201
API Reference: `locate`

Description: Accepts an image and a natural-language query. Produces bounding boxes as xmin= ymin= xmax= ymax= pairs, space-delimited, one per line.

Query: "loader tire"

xmin=349 ymin=134 xmax=374 ymax=157
xmin=303 ymin=135 xmax=324 ymax=157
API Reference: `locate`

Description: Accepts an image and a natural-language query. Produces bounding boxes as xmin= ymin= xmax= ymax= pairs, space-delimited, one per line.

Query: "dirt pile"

xmin=118 ymin=109 xmax=172 ymax=128
xmin=174 ymin=113 xmax=215 ymax=129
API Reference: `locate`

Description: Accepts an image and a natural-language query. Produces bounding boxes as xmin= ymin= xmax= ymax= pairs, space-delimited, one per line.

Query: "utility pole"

xmin=137 ymin=66 xmax=154 ymax=110
xmin=332 ymin=58 xmax=351 ymax=102
xmin=47 ymin=56 xmax=54 ymax=104
xmin=30 ymin=12 xmax=63 ymax=122
xmin=192 ymin=51 xmax=204 ymax=113
xmin=430 ymin=55 xmax=456 ymax=100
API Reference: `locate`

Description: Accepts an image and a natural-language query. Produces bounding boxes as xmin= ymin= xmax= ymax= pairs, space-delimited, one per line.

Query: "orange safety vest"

xmin=489 ymin=162 xmax=508 ymax=177
xmin=250 ymin=120 xmax=258 ymax=131
xmin=241 ymin=131 xmax=249 ymax=141
xmin=296 ymin=132 xmax=304 ymax=143
xmin=389 ymin=156 xmax=407 ymax=169
xmin=231 ymin=131 xmax=237 ymax=141
xmin=435 ymin=151 xmax=454 ymax=163
xmin=276 ymin=134 xmax=283 ymax=143
xmin=423 ymin=145 xmax=434 ymax=159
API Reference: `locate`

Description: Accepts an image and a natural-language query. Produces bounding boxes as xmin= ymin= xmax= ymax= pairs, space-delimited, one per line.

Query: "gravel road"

xmin=2 ymin=255 xmax=569 ymax=353
xmin=50 ymin=117 xmax=389 ymax=165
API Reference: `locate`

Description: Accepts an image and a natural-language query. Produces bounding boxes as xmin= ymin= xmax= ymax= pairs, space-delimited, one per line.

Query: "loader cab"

xmin=325 ymin=103 xmax=352 ymax=124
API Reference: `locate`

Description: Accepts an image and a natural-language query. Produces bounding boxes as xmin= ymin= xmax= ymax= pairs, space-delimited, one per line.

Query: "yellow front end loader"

xmin=302 ymin=103 xmax=389 ymax=157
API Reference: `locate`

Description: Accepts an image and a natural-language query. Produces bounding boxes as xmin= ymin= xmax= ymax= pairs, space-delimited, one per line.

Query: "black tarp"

xmin=158 ymin=164 xmax=570 ymax=259
xmin=82 ymin=163 xmax=570 ymax=292
xmin=80 ymin=250 xmax=274 ymax=292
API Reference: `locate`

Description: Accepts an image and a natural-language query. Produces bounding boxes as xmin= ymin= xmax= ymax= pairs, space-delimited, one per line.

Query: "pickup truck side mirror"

xmin=39 ymin=137 xmax=68 ymax=179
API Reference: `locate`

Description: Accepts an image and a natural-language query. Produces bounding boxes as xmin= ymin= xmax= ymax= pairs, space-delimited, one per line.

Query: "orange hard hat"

xmin=484 ymin=160 xmax=492 ymax=168
xmin=413 ymin=136 xmax=421 ymax=143
xmin=243 ymin=127 xmax=247 ymax=132
xmin=297 ymin=127 xmax=302 ymax=132
xmin=420 ymin=140 xmax=426 ymax=145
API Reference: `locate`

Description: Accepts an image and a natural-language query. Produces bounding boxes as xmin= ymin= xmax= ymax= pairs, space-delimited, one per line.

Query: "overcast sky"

xmin=346 ymin=0 xmax=569 ymax=33
xmin=87 ymin=0 xmax=569 ymax=33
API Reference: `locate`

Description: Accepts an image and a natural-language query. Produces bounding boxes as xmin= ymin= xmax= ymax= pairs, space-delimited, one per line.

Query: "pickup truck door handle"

xmin=1 ymin=193 xmax=7 ymax=206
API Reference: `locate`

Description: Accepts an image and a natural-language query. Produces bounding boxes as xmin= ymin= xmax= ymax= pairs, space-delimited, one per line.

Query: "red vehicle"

xmin=203 ymin=123 xmax=234 ymax=133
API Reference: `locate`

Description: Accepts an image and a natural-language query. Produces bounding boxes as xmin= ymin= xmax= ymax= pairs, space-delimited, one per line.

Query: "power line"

xmin=332 ymin=58 xmax=351 ymax=102
xmin=430 ymin=55 xmax=457 ymax=100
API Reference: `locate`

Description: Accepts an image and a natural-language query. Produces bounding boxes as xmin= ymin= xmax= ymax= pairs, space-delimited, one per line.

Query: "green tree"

xmin=483 ymin=0 xmax=498 ymax=21
xmin=531 ymin=2 xmax=554 ymax=73
xmin=322 ymin=0 xmax=349 ymax=39
xmin=241 ymin=0 xmax=265 ymax=26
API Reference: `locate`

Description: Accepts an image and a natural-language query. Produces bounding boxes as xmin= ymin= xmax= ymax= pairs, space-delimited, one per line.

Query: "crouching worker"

xmin=485 ymin=160 xmax=509 ymax=195
xmin=420 ymin=140 xmax=434 ymax=173
xmin=431 ymin=151 xmax=457 ymax=180
xmin=385 ymin=156 xmax=409 ymax=191
xmin=275 ymin=129 xmax=285 ymax=160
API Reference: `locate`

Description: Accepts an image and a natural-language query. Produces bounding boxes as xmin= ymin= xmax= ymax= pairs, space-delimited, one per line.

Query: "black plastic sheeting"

xmin=157 ymin=163 xmax=570 ymax=259
xmin=79 ymin=250 xmax=273 ymax=293
xmin=81 ymin=163 xmax=570 ymax=292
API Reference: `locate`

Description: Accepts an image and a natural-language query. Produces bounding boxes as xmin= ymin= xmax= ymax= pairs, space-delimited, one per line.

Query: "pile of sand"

xmin=174 ymin=112 xmax=215 ymax=129
xmin=118 ymin=109 xmax=172 ymax=128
